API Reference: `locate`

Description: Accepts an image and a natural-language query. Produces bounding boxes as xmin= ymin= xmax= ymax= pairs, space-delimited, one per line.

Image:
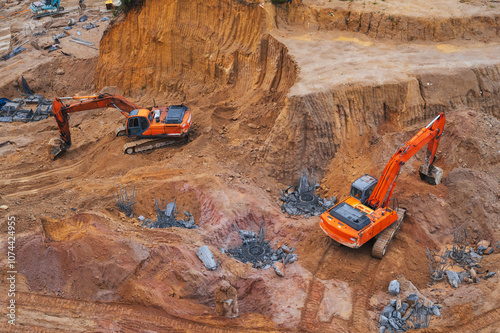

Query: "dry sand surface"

xmin=0 ymin=0 xmax=499 ymax=332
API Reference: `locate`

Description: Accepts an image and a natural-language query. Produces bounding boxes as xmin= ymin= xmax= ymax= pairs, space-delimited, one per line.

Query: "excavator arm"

xmin=366 ymin=112 xmax=446 ymax=209
xmin=50 ymin=93 xmax=141 ymax=158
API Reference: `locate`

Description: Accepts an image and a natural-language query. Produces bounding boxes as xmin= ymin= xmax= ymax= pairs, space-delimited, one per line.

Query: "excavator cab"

xmin=126 ymin=110 xmax=150 ymax=136
xmin=350 ymin=174 xmax=378 ymax=206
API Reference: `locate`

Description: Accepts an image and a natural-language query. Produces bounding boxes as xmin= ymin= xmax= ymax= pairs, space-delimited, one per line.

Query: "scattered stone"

xmin=484 ymin=247 xmax=494 ymax=255
xmin=432 ymin=304 xmax=441 ymax=317
xmin=214 ymin=280 xmax=238 ymax=318
xmin=470 ymin=250 xmax=482 ymax=260
xmin=390 ymin=299 xmax=397 ymax=307
xmin=137 ymin=215 xmax=145 ymax=221
xmin=56 ymin=68 xmax=65 ymax=75
xmin=273 ymin=261 xmax=285 ymax=277
xmin=477 ymin=240 xmax=491 ymax=248
xmin=446 ymin=270 xmax=461 ymax=288
xmin=379 ymin=326 xmax=386 ymax=333
xmin=0 ymin=205 xmax=8 ymax=210
xmin=484 ymin=272 xmax=496 ymax=280
xmin=196 ymin=245 xmax=217 ymax=271
xmin=388 ymin=280 xmax=400 ymax=296
xmin=79 ymin=15 xmax=88 ymax=22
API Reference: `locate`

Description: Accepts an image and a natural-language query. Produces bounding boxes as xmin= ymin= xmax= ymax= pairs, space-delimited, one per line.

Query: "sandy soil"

xmin=0 ymin=0 xmax=499 ymax=332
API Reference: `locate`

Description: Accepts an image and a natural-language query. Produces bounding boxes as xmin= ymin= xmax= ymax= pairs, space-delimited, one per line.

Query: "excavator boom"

xmin=52 ymin=93 xmax=141 ymax=150
xmin=49 ymin=93 xmax=192 ymax=159
xmin=319 ymin=113 xmax=446 ymax=257
xmin=367 ymin=113 xmax=445 ymax=209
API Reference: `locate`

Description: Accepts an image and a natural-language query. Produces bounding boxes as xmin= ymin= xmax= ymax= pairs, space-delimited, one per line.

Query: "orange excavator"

xmin=49 ymin=93 xmax=192 ymax=158
xmin=320 ymin=113 xmax=446 ymax=258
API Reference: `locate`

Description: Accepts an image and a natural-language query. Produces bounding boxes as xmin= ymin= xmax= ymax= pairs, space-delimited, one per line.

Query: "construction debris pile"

xmin=142 ymin=198 xmax=197 ymax=229
xmin=379 ymin=286 xmax=442 ymax=333
xmin=224 ymin=220 xmax=297 ymax=274
xmin=280 ymin=171 xmax=336 ymax=217
xmin=426 ymin=227 xmax=496 ymax=288
xmin=0 ymin=77 xmax=52 ymax=123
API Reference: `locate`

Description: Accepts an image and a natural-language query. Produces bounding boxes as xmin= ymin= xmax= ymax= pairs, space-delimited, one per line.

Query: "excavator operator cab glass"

xmin=350 ymin=174 xmax=378 ymax=205
xmin=127 ymin=116 xmax=150 ymax=136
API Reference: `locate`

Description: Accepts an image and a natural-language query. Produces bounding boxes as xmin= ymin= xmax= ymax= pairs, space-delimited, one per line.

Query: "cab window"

xmin=350 ymin=187 xmax=362 ymax=199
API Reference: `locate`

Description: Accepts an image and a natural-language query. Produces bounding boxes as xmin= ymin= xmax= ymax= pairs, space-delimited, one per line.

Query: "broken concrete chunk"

xmin=484 ymin=247 xmax=494 ymax=255
xmin=406 ymin=294 xmax=419 ymax=307
xmin=388 ymin=280 xmax=400 ymax=296
xmin=381 ymin=304 xmax=394 ymax=318
xmin=196 ymin=245 xmax=217 ymax=271
xmin=432 ymin=304 xmax=441 ymax=317
xmin=477 ymin=245 xmax=488 ymax=254
xmin=477 ymin=240 xmax=491 ymax=248
xmin=273 ymin=261 xmax=285 ymax=277
xmin=446 ymin=270 xmax=461 ymax=288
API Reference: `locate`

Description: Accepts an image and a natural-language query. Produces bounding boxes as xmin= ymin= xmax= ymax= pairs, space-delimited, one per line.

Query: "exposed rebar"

xmin=114 ymin=185 xmax=137 ymax=217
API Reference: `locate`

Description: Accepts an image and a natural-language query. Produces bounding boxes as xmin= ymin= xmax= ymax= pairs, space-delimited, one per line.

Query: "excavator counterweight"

xmin=320 ymin=113 xmax=446 ymax=257
xmin=49 ymin=94 xmax=192 ymax=159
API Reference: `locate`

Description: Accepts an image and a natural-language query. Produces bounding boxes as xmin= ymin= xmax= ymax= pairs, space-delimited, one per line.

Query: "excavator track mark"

xmin=372 ymin=208 xmax=406 ymax=258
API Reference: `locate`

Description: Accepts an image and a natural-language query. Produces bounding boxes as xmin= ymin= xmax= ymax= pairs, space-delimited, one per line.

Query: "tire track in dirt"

xmin=1 ymin=292 xmax=280 ymax=332
xmin=0 ymin=160 xmax=85 ymax=197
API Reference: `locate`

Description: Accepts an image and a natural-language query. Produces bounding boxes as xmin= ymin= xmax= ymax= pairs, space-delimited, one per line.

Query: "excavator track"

xmin=122 ymin=136 xmax=187 ymax=154
xmin=372 ymin=208 xmax=406 ymax=258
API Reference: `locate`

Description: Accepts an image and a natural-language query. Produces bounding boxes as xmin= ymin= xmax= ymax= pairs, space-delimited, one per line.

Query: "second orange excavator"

xmin=320 ymin=113 xmax=446 ymax=258
xmin=49 ymin=93 xmax=192 ymax=158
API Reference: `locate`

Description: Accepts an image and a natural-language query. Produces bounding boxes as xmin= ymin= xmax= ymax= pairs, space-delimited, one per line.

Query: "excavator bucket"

xmin=48 ymin=137 xmax=65 ymax=159
xmin=419 ymin=164 xmax=443 ymax=185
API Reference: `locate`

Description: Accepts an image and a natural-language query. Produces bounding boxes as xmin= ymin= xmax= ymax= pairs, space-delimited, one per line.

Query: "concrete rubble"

xmin=197 ymin=245 xmax=217 ymax=270
xmin=379 ymin=280 xmax=441 ymax=333
xmin=142 ymin=197 xmax=197 ymax=229
xmin=224 ymin=220 xmax=298 ymax=274
xmin=388 ymin=280 xmax=400 ymax=296
xmin=427 ymin=228 xmax=497 ymax=288
xmin=280 ymin=170 xmax=336 ymax=217
xmin=0 ymin=96 xmax=52 ymax=123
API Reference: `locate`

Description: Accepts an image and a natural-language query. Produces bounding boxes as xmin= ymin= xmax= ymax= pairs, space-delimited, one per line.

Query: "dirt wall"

xmin=281 ymin=1 xmax=500 ymax=43
xmin=96 ymin=0 xmax=295 ymax=99
xmin=263 ymin=65 xmax=500 ymax=181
